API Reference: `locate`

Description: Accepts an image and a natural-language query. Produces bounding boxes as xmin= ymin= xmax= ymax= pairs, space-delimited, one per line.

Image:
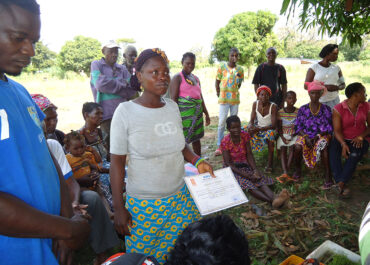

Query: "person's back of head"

xmin=165 ymin=215 xmax=251 ymax=265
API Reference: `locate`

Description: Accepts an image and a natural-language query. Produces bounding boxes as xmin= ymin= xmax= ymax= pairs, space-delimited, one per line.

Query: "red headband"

xmin=256 ymin=85 xmax=272 ymax=97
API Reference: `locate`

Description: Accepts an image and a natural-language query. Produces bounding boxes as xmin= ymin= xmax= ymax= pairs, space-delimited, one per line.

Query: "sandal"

xmin=339 ymin=188 xmax=351 ymax=199
xmin=292 ymin=173 xmax=301 ymax=182
xmin=321 ymin=181 xmax=334 ymax=190
xmin=276 ymin=174 xmax=295 ymax=183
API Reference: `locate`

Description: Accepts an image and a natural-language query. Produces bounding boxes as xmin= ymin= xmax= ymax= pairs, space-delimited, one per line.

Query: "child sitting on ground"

xmin=277 ymin=91 xmax=299 ymax=182
xmin=247 ymin=85 xmax=278 ymax=173
xmin=222 ymin=115 xmax=289 ymax=208
xmin=64 ymin=131 xmax=114 ymax=218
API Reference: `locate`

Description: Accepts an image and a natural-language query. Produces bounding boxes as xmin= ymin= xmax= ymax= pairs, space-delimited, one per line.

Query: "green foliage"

xmin=116 ymin=38 xmax=135 ymax=46
xmin=211 ymin=11 xmax=282 ymax=68
xmin=339 ymin=42 xmax=362 ymax=61
xmin=24 ymin=41 xmax=56 ymax=73
xmin=280 ymin=0 xmax=370 ymax=46
xmin=327 ymin=254 xmax=361 ymax=265
xmin=285 ymin=40 xmax=323 ymax=59
xmin=57 ymin=36 xmax=101 ymax=74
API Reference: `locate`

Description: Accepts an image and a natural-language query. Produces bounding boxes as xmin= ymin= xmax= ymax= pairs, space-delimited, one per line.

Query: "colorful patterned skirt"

xmin=295 ymin=135 xmax=330 ymax=168
xmin=249 ymin=130 xmax=276 ymax=152
xmin=178 ymin=97 xmax=204 ymax=144
xmin=125 ymin=184 xmax=200 ymax=264
xmin=229 ymin=164 xmax=275 ymax=190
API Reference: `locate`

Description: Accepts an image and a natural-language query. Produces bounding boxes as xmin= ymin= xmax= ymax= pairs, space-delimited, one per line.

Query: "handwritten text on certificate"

xmin=184 ymin=167 xmax=248 ymax=215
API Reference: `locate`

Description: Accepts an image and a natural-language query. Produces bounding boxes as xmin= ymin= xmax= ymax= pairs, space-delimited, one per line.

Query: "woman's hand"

xmin=197 ymin=161 xmax=216 ymax=178
xmin=205 ymin=114 xmax=211 ymax=126
xmin=351 ymin=136 xmax=363 ymax=148
xmin=250 ymin=169 xmax=262 ymax=182
xmin=341 ymin=142 xmax=350 ymax=159
xmin=114 ymin=207 xmax=132 ymax=236
xmin=248 ymin=125 xmax=259 ymax=135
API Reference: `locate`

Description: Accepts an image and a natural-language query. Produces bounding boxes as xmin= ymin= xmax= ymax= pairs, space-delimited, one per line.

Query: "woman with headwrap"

xmin=304 ymin=44 xmax=345 ymax=109
xmin=109 ymin=48 xmax=214 ymax=263
xmin=247 ymin=85 xmax=278 ymax=173
xmin=31 ymin=94 xmax=65 ymax=146
xmin=293 ymin=81 xmax=333 ymax=188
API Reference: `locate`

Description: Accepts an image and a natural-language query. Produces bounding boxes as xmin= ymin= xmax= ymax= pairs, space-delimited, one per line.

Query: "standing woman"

xmin=304 ymin=44 xmax=345 ymax=109
xmin=110 ymin=49 xmax=214 ymax=263
xmin=330 ymin=83 xmax=369 ymax=197
xmin=170 ymin=52 xmax=210 ymax=156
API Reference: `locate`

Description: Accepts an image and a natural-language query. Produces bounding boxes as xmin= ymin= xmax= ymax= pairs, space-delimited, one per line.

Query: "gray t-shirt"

xmin=110 ymin=98 xmax=186 ymax=199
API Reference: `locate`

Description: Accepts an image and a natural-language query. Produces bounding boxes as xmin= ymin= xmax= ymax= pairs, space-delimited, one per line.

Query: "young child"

xmin=277 ymin=91 xmax=299 ymax=182
xmin=221 ymin=115 xmax=289 ymax=208
xmin=247 ymin=85 xmax=278 ymax=173
xmin=64 ymin=131 xmax=114 ymax=218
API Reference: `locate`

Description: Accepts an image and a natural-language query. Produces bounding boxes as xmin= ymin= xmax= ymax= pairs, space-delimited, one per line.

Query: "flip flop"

xmin=214 ymin=148 xmax=222 ymax=156
xmin=277 ymin=174 xmax=296 ymax=183
xmin=292 ymin=174 xmax=301 ymax=182
xmin=339 ymin=188 xmax=351 ymax=199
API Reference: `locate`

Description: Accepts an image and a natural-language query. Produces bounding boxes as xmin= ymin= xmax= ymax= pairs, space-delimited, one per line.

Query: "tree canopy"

xmin=25 ymin=41 xmax=56 ymax=72
xmin=211 ymin=11 xmax=282 ymax=69
xmin=280 ymin=0 xmax=370 ymax=46
xmin=57 ymin=36 xmax=101 ymax=74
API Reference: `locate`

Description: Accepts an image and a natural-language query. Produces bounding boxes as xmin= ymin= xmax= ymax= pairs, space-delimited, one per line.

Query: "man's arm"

xmin=215 ymin=80 xmax=221 ymax=97
xmin=91 ymin=61 xmax=133 ymax=97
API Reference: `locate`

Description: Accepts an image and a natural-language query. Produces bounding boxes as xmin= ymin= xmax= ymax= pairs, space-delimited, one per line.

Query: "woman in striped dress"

xmin=170 ymin=52 xmax=210 ymax=156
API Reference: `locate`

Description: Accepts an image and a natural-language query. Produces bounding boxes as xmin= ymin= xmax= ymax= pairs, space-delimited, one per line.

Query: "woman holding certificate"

xmin=109 ymin=48 xmax=214 ymax=264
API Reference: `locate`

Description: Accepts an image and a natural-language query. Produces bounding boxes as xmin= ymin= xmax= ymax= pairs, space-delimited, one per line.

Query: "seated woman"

xmin=169 ymin=52 xmax=210 ymax=156
xmin=222 ymin=115 xmax=289 ymax=208
xmin=294 ymin=81 xmax=333 ymax=188
xmin=247 ymin=85 xmax=278 ymax=173
xmin=79 ymin=102 xmax=111 ymax=188
xmin=31 ymin=94 xmax=65 ymax=146
xmin=80 ymin=102 xmax=108 ymax=162
xmin=330 ymin=82 xmax=369 ymax=197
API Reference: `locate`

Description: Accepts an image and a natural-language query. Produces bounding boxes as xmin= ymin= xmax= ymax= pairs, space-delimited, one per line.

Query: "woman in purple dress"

xmin=293 ymin=81 xmax=333 ymax=189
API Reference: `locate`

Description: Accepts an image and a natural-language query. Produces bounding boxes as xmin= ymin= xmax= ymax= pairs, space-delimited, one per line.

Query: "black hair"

xmin=229 ymin=47 xmax=239 ymax=55
xmin=130 ymin=48 xmax=169 ymax=91
xmin=226 ymin=115 xmax=241 ymax=129
xmin=181 ymin=52 xmax=196 ymax=64
xmin=0 ymin=0 xmax=40 ymax=15
xmin=165 ymin=215 xmax=250 ymax=265
xmin=64 ymin=130 xmax=85 ymax=148
xmin=82 ymin=102 xmax=102 ymax=119
xmin=345 ymin=82 xmax=364 ymax=98
xmin=319 ymin=44 xmax=338 ymax=58
xmin=285 ymin=90 xmax=296 ymax=98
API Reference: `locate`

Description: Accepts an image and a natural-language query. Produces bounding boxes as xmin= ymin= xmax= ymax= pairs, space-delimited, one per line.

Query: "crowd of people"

xmin=0 ymin=0 xmax=369 ymax=265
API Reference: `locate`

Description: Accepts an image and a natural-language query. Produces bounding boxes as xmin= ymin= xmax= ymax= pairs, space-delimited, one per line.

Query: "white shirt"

xmin=310 ymin=63 xmax=341 ymax=102
xmin=110 ymin=99 xmax=186 ymax=199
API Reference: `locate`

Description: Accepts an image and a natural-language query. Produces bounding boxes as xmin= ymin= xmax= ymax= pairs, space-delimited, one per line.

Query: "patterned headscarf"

xmin=305 ymin=81 xmax=327 ymax=95
xmin=256 ymin=85 xmax=272 ymax=97
xmin=130 ymin=48 xmax=169 ymax=91
xmin=31 ymin=94 xmax=57 ymax=112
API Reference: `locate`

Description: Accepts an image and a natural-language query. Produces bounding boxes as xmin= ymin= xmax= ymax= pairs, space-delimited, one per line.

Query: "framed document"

xmin=184 ymin=167 xmax=248 ymax=216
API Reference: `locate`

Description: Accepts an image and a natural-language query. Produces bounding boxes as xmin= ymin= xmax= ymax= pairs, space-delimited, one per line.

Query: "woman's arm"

xmin=351 ymin=111 xmax=370 ymax=148
xmin=110 ymin=154 xmax=132 ymax=236
xmin=169 ymin=74 xmax=181 ymax=103
xmin=222 ymin=150 xmax=249 ymax=178
xmin=201 ymin=93 xmax=210 ymax=126
xmin=182 ymin=145 xmax=215 ymax=176
xmin=332 ymin=109 xmax=350 ymax=158
xmin=304 ymin=68 xmax=315 ymax=90
xmin=248 ymin=102 xmax=258 ymax=133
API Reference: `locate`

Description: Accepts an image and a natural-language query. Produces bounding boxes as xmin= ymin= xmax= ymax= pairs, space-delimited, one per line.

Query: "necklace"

xmin=85 ymin=126 xmax=98 ymax=137
xmin=309 ymin=103 xmax=321 ymax=116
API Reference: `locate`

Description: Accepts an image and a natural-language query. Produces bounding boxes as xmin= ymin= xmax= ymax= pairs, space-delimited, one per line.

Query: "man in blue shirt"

xmin=0 ymin=1 xmax=90 ymax=264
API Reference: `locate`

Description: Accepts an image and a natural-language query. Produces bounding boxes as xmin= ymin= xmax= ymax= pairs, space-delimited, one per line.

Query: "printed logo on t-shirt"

xmin=27 ymin=106 xmax=41 ymax=128
xmin=154 ymin=122 xmax=178 ymax=137
xmin=0 ymin=109 xmax=10 ymax=140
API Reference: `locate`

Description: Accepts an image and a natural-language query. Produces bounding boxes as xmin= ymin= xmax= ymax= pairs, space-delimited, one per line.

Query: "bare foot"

xmin=272 ymin=189 xmax=290 ymax=209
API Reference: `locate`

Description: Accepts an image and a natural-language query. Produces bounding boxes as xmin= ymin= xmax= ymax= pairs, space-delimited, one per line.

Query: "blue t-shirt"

xmin=0 ymin=77 xmax=61 ymax=265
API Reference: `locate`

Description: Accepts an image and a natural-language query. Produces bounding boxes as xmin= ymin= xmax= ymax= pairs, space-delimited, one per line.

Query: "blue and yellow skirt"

xmin=125 ymin=184 xmax=200 ymax=264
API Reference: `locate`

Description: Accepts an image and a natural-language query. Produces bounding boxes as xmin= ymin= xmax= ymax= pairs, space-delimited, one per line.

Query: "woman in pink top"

xmin=330 ymin=82 xmax=369 ymax=198
xmin=170 ymin=52 xmax=210 ymax=155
